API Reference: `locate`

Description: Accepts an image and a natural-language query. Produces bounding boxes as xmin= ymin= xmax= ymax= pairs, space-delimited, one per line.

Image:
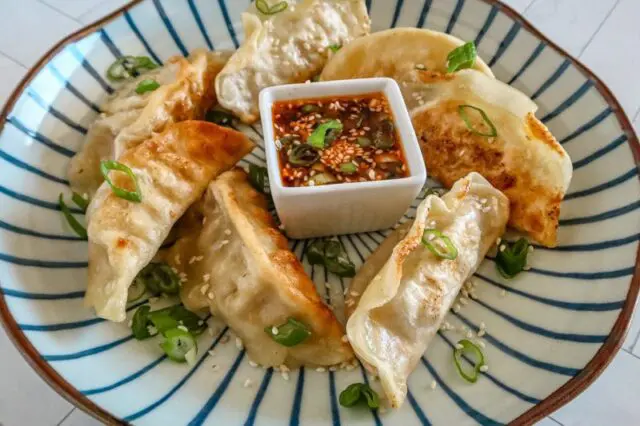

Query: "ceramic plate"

xmin=0 ymin=0 xmax=638 ymax=425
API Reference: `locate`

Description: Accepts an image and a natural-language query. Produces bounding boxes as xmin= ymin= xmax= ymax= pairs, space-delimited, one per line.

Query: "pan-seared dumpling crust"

xmin=346 ymin=173 xmax=510 ymax=408
xmin=215 ymin=0 xmax=371 ymax=123
xmin=85 ymin=121 xmax=255 ymax=322
xmin=168 ymin=169 xmax=353 ymax=367
xmin=68 ymin=50 xmax=232 ymax=197
xmin=410 ymin=70 xmax=571 ymax=247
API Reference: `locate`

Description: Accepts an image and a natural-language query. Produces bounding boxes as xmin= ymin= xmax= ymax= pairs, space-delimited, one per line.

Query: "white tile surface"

xmin=77 ymin=0 xmax=130 ymax=25
xmin=40 ymin=0 xmax=120 ymax=20
xmin=0 ymin=0 xmax=79 ymax=67
xmin=0 ymin=326 xmax=72 ymax=426
xmin=553 ymin=350 xmax=640 ymax=426
xmin=0 ymin=54 xmax=27 ymax=106
xmin=59 ymin=408 xmax=103 ymax=426
xmin=523 ymin=0 xmax=619 ymax=56
xmin=578 ymin=0 xmax=640 ymax=117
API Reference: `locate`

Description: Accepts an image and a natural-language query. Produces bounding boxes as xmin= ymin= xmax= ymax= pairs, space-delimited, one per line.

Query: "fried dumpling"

xmin=215 ymin=0 xmax=370 ymax=123
xmin=320 ymin=28 xmax=493 ymax=110
xmin=68 ymin=50 xmax=232 ymax=196
xmin=346 ymin=173 xmax=509 ymax=408
xmin=85 ymin=121 xmax=254 ymax=322
xmin=409 ymin=69 xmax=572 ymax=246
xmin=166 ymin=168 xmax=353 ymax=367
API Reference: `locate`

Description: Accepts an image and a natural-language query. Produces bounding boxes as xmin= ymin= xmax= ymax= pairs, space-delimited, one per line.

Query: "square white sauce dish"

xmin=259 ymin=77 xmax=427 ymax=239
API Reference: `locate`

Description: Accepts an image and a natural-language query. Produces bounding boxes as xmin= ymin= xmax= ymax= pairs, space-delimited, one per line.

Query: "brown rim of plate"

xmin=0 ymin=0 xmax=638 ymax=425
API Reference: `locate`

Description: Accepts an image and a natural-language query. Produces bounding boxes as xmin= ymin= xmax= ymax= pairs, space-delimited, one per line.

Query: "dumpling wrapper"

xmin=215 ymin=0 xmax=370 ymax=123
xmin=166 ymin=168 xmax=353 ymax=367
xmin=68 ymin=50 xmax=232 ymax=196
xmin=320 ymin=28 xmax=494 ymax=110
xmin=410 ymin=69 xmax=572 ymax=246
xmin=346 ymin=172 xmax=509 ymax=408
xmin=85 ymin=121 xmax=255 ymax=322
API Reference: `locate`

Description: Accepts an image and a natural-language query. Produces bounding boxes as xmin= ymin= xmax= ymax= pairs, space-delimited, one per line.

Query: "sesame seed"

xmin=430 ymin=380 xmax=437 ymax=390
xmin=177 ymin=325 xmax=189 ymax=332
xmin=479 ymin=365 xmax=489 ymax=372
xmin=466 ymin=331 xmax=473 ymax=338
xmin=496 ymin=237 xmax=501 ymax=245
xmin=316 ymin=367 xmax=326 ymax=372
xmin=500 ymin=289 xmax=507 ymax=297
xmin=208 ymin=350 xmax=216 ymax=357
xmin=271 ymin=326 xmax=279 ymax=335
xmin=235 ymin=337 xmax=244 ymax=350
xmin=243 ymin=378 xmax=253 ymax=388
xmin=477 ymin=329 xmax=486 ymax=337
xmin=282 ymin=371 xmax=290 ymax=380
xmin=499 ymin=244 xmax=506 ymax=252
xmin=207 ymin=292 xmax=215 ymax=300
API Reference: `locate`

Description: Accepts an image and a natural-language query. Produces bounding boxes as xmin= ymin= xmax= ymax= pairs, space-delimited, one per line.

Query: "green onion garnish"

xmin=495 ymin=238 xmax=530 ymax=278
xmin=339 ymin=383 xmax=380 ymax=409
xmin=127 ymin=278 xmax=146 ymax=303
xmin=71 ymin=192 xmax=89 ymax=211
xmin=422 ymin=229 xmax=458 ymax=260
xmin=248 ymin=164 xmax=268 ymax=193
xmin=58 ymin=194 xmax=87 ymax=239
xmin=264 ymin=318 xmax=311 ymax=347
xmin=134 ymin=262 xmax=180 ymax=296
xmin=301 ymin=104 xmax=319 ymax=113
xmin=205 ymin=109 xmax=235 ymax=127
xmin=149 ymin=305 xmax=207 ymax=336
xmin=135 ymin=78 xmax=160 ymax=94
xmin=288 ymin=144 xmax=320 ymax=166
xmin=100 ymin=160 xmax=142 ymax=203
xmin=446 ymin=41 xmax=477 ymax=73
xmin=329 ymin=44 xmax=342 ymax=53
xmin=340 ymin=163 xmax=357 ymax=174
xmin=255 ymin=0 xmax=288 ymax=15
xmin=453 ymin=339 xmax=485 ymax=383
xmin=160 ymin=327 xmax=197 ymax=362
xmin=308 ymin=120 xmax=343 ymax=149
xmin=107 ymin=56 xmax=157 ymax=81
xmin=458 ymin=104 xmax=497 ymax=137
xmin=306 ymin=239 xmax=356 ymax=277
xmin=131 ymin=305 xmax=156 ymax=340
xmin=356 ymin=137 xmax=372 ymax=147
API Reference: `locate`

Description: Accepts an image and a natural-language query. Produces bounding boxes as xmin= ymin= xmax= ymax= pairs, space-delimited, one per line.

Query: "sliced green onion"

xmin=340 ymin=163 xmax=357 ymax=174
xmin=422 ymin=229 xmax=458 ymax=260
xmin=58 ymin=194 xmax=87 ymax=239
xmin=160 ymin=328 xmax=197 ymax=362
xmin=149 ymin=310 xmax=179 ymax=335
xmin=453 ymin=339 xmax=485 ymax=383
xmin=256 ymin=0 xmax=288 ymax=15
xmin=167 ymin=305 xmax=207 ymax=336
xmin=131 ymin=305 xmax=156 ymax=340
xmin=135 ymin=78 xmax=160 ymax=94
xmin=329 ymin=44 xmax=342 ymax=53
xmin=248 ymin=164 xmax=268 ymax=193
xmin=135 ymin=262 xmax=180 ymax=295
xmin=127 ymin=278 xmax=146 ymax=303
xmin=339 ymin=383 xmax=380 ymax=409
xmin=206 ymin=109 xmax=235 ymax=127
xmin=308 ymin=120 xmax=343 ymax=149
xmin=306 ymin=239 xmax=356 ymax=277
xmin=458 ymin=104 xmax=497 ymax=137
xmin=356 ymin=137 xmax=372 ymax=147
xmin=306 ymin=240 xmax=326 ymax=265
xmin=495 ymin=238 xmax=530 ymax=278
xmin=107 ymin=56 xmax=157 ymax=81
xmin=308 ymin=172 xmax=337 ymax=186
xmin=301 ymin=104 xmax=319 ymax=113
xmin=288 ymin=144 xmax=320 ymax=166
xmin=71 ymin=192 xmax=89 ymax=212
xmin=100 ymin=160 xmax=142 ymax=203
xmin=446 ymin=41 xmax=477 ymax=73
xmin=264 ymin=318 xmax=311 ymax=347
xmin=372 ymin=119 xmax=395 ymax=150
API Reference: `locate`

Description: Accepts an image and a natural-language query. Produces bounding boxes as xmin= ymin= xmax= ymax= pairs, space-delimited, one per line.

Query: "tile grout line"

xmin=577 ymin=0 xmax=622 ymax=59
xmin=623 ymin=347 xmax=640 ymax=360
xmin=548 ymin=416 xmax=564 ymax=425
xmin=0 ymin=51 xmax=28 ymax=71
xmin=632 ymin=105 xmax=640 ymax=125
xmin=521 ymin=0 xmax=539 ymax=15
xmin=55 ymin=408 xmax=75 ymax=426
xmin=33 ymin=0 xmax=83 ymax=24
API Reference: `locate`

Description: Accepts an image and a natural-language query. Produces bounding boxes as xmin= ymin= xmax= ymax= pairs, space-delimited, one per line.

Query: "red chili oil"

xmin=271 ymin=92 xmax=409 ymax=187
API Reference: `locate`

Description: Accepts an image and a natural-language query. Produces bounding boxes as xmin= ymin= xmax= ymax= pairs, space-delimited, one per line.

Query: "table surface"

xmin=0 ymin=0 xmax=638 ymax=425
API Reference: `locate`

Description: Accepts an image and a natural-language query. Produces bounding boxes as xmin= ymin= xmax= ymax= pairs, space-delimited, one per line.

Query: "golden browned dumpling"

xmin=410 ymin=70 xmax=572 ymax=247
xmin=165 ymin=169 xmax=353 ymax=368
xmin=85 ymin=121 xmax=255 ymax=322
